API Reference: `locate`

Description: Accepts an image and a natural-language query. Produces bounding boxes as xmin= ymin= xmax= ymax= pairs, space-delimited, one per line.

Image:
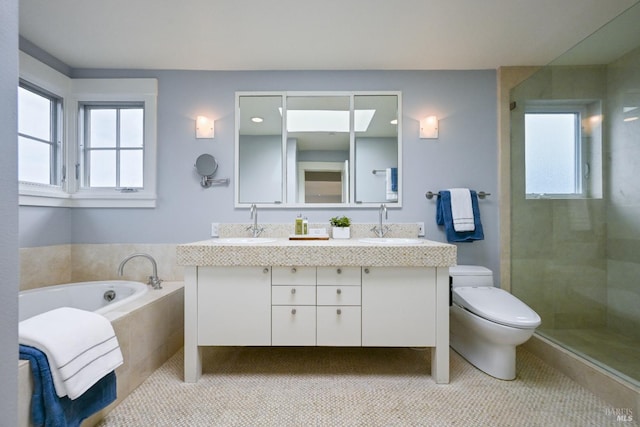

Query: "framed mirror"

xmin=235 ymin=91 xmax=401 ymax=208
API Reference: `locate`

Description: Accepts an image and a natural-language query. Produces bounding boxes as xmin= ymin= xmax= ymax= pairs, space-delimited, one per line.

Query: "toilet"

xmin=449 ymin=265 xmax=541 ymax=380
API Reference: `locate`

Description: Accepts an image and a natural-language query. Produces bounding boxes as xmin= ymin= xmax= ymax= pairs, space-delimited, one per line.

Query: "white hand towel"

xmin=449 ymin=188 xmax=475 ymax=232
xmin=19 ymin=307 xmax=123 ymax=400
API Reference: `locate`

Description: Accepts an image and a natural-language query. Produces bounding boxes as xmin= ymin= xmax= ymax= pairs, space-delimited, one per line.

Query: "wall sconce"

xmin=420 ymin=116 xmax=439 ymax=139
xmin=196 ymin=116 xmax=215 ymax=139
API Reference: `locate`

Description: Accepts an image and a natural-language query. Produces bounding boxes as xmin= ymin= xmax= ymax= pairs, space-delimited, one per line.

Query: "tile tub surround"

xmin=18 ymin=282 xmax=184 ymax=427
xmin=20 ymin=243 xmax=183 ymax=291
xmin=177 ymin=237 xmax=456 ymax=267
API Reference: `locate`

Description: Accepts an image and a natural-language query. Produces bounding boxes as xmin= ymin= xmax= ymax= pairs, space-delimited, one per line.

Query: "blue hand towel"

xmin=19 ymin=344 xmax=117 ymax=427
xmin=436 ymin=190 xmax=484 ymax=242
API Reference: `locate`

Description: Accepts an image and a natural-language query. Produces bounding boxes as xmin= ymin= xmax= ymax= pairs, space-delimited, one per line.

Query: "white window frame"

xmin=18 ymin=52 xmax=157 ymax=208
xmin=524 ymin=101 xmax=586 ymax=199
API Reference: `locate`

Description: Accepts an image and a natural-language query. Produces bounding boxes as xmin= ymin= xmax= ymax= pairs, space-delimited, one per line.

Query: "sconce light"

xmin=420 ymin=116 xmax=439 ymax=139
xmin=196 ymin=116 xmax=215 ymax=139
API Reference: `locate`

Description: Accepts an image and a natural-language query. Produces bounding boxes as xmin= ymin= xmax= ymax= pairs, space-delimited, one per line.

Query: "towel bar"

xmin=425 ymin=191 xmax=491 ymax=200
xmin=372 ymin=169 xmax=386 ymax=174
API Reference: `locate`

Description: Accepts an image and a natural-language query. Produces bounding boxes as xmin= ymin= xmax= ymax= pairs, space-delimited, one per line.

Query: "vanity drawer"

xmin=272 ymin=285 xmax=316 ymax=305
xmin=272 ymin=306 xmax=316 ymax=346
xmin=317 ymin=306 xmax=361 ymax=346
xmin=317 ymin=286 xmax=361 ymax=306
xmin=272 ymin=266 xmax=316 ymax=286
xmin=317 ymin=266 xmax=361 ymax=286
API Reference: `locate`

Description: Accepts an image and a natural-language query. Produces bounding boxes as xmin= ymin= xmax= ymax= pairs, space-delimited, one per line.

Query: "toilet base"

xmin=450 ymin=304 xmax=535 ymax=380
xmin=451 ymin=332 xmax=516 ymax=380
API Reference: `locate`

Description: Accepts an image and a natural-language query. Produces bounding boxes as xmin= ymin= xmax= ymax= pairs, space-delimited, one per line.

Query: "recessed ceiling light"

xmin=390 ymin=119 xmax=398 ymax=125
xmin=251 ymin=117 xmax=264 ymax=123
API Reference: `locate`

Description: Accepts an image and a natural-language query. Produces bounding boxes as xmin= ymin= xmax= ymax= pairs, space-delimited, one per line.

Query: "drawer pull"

xmin=336 ymin=268 xmax=342 ymax=274
xmin=291 ymin=308 xmax=297 ymax=315
xmin=263 ymin=268 xmax=269 ymax=274
xmin=291 ymin=267 xmax=297 ymax=273
xmin=364 ymin=268 xmax=370 ymax=274
xmin=291 ymin=288 xmax=296 ymax=294
xmin=336 ymin=288 xmax=342 ymax=295
xmin=336 ymin=309 xmax=342 ymax=315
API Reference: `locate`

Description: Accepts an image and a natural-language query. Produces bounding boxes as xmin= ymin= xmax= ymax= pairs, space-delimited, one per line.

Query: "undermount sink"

xmin=216 ymin=237 xmax=277 ymax=244
xmin=358 ymin=238 xmax=423 ymax=245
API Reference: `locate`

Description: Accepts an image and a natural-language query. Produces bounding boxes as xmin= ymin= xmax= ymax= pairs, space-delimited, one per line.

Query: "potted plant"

xmin=329 ymin=215 xmax=351 ymax=239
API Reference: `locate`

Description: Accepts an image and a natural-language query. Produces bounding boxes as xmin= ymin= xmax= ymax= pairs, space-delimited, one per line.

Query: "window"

xmin=82 ymin=104 xmax=144 ymax=190
xmin=18 ymin=83 xmax=62 ymax=186
xmin=19 ymin=50 xmax=158 ymax=207
xmin=525 ymin=111 xmax=582 ymax=196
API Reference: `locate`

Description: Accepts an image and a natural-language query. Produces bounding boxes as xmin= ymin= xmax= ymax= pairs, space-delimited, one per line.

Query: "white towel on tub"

xmin=449 ymin=188 xmax=475 ymax=232
xmin=18 ymin=307 xmax=123 ymax=400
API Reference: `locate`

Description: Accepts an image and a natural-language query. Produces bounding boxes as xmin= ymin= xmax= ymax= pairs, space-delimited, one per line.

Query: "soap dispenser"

xmin=295 ymin=214 xmax=303 ymax=235
xmin=303 ymin=216 xmax=309 ymax=235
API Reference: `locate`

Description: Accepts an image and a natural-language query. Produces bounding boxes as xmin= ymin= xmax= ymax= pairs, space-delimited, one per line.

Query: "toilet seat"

xmin=452 ymin=287 xmax=541 ymax=329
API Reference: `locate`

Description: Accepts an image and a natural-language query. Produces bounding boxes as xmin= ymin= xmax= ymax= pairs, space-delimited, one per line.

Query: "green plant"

xmin=329 ymin=215 xmax=351 ymax=228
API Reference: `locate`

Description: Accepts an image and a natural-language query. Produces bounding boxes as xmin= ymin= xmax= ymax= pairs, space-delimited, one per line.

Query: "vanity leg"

xmin=432 ymin=267 xmax=450 ymax=384
xmin=184 ymin=266 xmax=202 ymax=382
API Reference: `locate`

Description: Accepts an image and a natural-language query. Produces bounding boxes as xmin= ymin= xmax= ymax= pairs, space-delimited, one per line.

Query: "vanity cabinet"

xmin=179 ymin=237 xmax=454 ymax=384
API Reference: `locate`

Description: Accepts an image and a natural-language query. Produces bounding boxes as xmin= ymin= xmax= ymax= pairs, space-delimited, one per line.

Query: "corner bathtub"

xmin=18 ymin=280 xmax=148 ymax=321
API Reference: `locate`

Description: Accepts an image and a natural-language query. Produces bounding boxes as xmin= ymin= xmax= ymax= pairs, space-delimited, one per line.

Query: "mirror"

xmin=236 ymin=91 xmax=400 ymax=207
xmin=195 ymin=154 xmax=229 ymax=188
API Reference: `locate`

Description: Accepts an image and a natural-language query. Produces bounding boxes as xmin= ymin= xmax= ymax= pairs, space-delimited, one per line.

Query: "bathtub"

xmin=18 ymin=280 xmax=148 ymax=321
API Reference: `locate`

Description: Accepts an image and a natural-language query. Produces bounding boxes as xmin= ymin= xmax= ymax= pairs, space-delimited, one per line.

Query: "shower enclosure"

xmin=509 ymin=4 xmax=640 ymax=387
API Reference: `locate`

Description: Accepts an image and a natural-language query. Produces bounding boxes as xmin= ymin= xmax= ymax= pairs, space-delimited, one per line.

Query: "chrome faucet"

xmin=246 ymin=203 xmax=265 ymax=237
xmin=118 ymin=253 xmax=163 ymax=289
xmin=371 ymin=203 xmax=390 ymax=238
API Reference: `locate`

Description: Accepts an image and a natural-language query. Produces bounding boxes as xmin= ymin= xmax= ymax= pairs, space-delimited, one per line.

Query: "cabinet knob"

xmin=263 ymin=268 xmax=269 ymax=274
xmin=291 ymin=288 xmax=296 ymax=294
xmin=291 ymin=308 xmax=297 ymax=315
xmin=364 ymin=268 xmax=370 ymax=274
xmin=336 ymin=309 xmax=342 ymax=315
xmin=336 ymin=268 xmax=342 ymax=274
xmin=336 ymin=288 xmax=342 ymax=295
xmin=291 ymin=267 xmax=297 ymax=273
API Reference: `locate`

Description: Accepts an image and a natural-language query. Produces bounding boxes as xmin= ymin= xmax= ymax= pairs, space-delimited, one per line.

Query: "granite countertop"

xmin=176 ymin=237 xmax=456 ymax=267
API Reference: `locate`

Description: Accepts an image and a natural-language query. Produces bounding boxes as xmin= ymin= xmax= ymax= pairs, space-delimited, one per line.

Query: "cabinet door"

xmin=272 ymin=306 xmax=316 ymax=346
xmin=197 ymin=266 xmax=271 ymax=346
xmin=362 ymin=267 xmax=436 ymax=347
xmin=317 ymin=306 xmax=361 ymax=346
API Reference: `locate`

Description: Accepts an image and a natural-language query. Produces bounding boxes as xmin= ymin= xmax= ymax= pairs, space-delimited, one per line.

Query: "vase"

xmin=332 ymin=227 xmax=350 ymax=239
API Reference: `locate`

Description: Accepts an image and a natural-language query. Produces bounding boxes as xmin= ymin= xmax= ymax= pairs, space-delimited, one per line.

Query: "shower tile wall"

xmin=510 ymin=65 xmax=608 ymax=330
xmin=606 ymin=45 xmax=640 ymax=341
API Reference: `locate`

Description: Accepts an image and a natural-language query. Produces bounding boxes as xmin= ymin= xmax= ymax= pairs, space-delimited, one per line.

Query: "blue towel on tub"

xmin=436 ymin=190 xmax=484 ymax=242
xmin=19 ymin=344 xmax=117 ymax=427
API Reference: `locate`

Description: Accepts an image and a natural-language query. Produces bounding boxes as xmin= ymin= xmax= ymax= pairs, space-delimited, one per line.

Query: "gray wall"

xmin=1 ymin=0 xmax=19 ymax=424
xmin=19 ymin=67 xmax=500 ymax=280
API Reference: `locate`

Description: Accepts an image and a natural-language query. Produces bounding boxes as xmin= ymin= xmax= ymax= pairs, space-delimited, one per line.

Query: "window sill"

xmin=19 ymin=186 xmax=156 ymax=208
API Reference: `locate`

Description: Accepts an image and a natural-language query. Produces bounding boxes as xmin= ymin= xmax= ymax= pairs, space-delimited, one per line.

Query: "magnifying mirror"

xmin=195 ymin=154 xmax=221 ymax=187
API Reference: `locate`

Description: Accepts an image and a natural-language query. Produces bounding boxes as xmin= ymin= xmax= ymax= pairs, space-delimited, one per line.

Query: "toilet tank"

xmin=449 ymin=265 xmax=493 ymax=288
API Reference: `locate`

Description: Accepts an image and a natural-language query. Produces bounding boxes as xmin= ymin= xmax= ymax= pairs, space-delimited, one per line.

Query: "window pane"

xmin=525 ymin=113 xmax=577 ymax=194
xmin=120 ymin=108 xmax=144 ymax=148
xmin=18 ymin=136 xmax=50 ymax=184
xmin=120 ymin=150 xmax=144 ymax=187
xmin=89 ymin=109 xmax=117 ymax=148
xmin=18 ymin=87 xmax=51 ymax=141
xmin=89 ymin=150 xmax=116 ymax=187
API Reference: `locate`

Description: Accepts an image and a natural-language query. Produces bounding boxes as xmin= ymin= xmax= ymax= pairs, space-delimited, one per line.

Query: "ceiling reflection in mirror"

xmin=236 ymin=92 xmax=401 ymax=207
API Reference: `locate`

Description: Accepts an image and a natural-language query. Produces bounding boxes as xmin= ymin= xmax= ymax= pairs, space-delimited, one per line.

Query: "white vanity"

xmin=177 ymin=236 xmax=456 ymax=384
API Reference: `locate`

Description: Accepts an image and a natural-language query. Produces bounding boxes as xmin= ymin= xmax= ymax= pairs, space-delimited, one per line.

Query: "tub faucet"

xmin=246 ymin=203 xmax=264 ymax=237
xmin=371 ymin=203 xmax=390 ymax=238
xmin=118 ymin=253 xmax=163 ymax=289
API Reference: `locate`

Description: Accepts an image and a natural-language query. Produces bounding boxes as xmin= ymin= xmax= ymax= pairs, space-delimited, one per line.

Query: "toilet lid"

xmin=453 ymin=287 xmax=541 ymax=329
